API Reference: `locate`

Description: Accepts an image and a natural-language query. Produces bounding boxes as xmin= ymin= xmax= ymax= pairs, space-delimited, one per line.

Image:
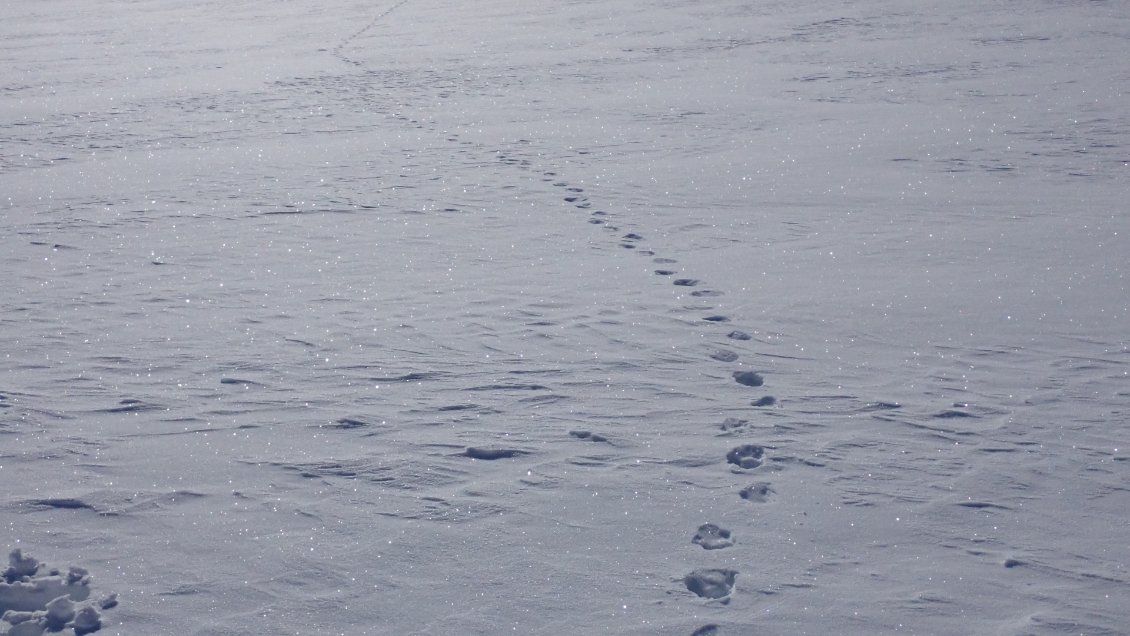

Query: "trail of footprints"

xmin=326 ymin=32 xmax=762 ymax=630
xmin=532 ymin=161 xmax=778 ymax=622
xmin=439 ymin=145 xmax=780 ymax=629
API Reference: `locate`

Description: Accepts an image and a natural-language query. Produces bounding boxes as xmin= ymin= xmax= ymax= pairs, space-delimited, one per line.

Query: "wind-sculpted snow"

xmin=2 ymin=0 xmax=1128 ymax=633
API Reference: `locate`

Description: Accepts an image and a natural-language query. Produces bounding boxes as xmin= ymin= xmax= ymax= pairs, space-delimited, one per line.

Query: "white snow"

xmin=2 ymin=0 xmax=1127 ymax=633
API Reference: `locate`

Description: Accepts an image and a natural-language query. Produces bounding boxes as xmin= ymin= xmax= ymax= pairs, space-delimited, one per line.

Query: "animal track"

xmin=568 ymin=430 xmax=608 ymax=443
xmin=740 ymin=482 xmax=774 ymax=502
xmin=732 ymin=371 xmax=764 ymax=387
xmin=485 ymin=156 xmax=786 ymax=609
xmin=719 ymin=418 xmax=749 ymax=433
xmin=684 ymin=569 xmax=737 ymax=600
xmin=464 ymin=447 xmax=528 ymax=460
xmin=726 ymin=444 xmax=765 ymax=470
xmin=692 ymin=523 xmax=734 ymax=550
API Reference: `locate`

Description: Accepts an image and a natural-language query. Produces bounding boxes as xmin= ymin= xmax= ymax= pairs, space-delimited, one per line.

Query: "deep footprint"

xmin=684 ymin=569 xmax=737 ymax=600
xmin=726 ymin=444 xmax=765 ymax=470
xmin=692 ymin=523 xmax=734 ymax=550
xmin=732 ymin=371 xmax=764 ymax=387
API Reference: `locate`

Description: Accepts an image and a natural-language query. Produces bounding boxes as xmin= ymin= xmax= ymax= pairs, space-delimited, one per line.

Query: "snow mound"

xmin=1 ymin=551 xmax=115 ymax=635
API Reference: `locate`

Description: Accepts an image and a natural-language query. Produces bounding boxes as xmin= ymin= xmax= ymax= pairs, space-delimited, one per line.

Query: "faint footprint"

xmin=673 ymin=278 xmax=700 ymax=287
xmin=691 ymin=290 xmax=723 ymax=297
xmin=568 ymin=430 xmax=608 ymax=443
xmin=684 ymin=569 xmax=737 ymax=600
xmin=752 ymin=396 xmax=777 ymax=407
xmin=656 ymin=269 xmax=677 ymax=276
xmin=727 ymin=330 xmax=752 ymax=341
xmin=690 ymin=626 xmax=721 ymax=636
xmin=710 ymin=350 xmax=739 ymax=362
xmin=740 ymin=482 xmax=774 ymax=502
xmin=692 ymin=523 xmax=734 ymax=550
xmin=726 ymin=444 xmax=765 ymax=470
xmin=719 ymin=417 xmax=748 ymax=433
xmin=704 ymin=315 xmax=730 ymax=323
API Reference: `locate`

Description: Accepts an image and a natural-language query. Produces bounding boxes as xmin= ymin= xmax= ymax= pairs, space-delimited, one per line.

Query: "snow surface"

xmin=2 ymin=0 xmax=1128 ymax=633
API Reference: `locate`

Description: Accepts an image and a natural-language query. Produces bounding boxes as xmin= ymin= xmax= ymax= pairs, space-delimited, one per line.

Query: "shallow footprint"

xmin=690 ymin=626 xmax=721 ymax=636
xmin=673 ymin=278 xmax=700 ymax=287
xmin=726 ymin=444 xmax=765 ymax=470
xmin=719 ymin=417 xmax=748 ymax=433
xmin=464 ymin=447 xmax=528 ymax=460
xmin=752 ymin=396 xmax=777 ymax=407
xmin=710 ymin=350 xmax=739 ymax=362
xmin=691 ymin=290 xmax=723 ymax=297
xmin=727 ymin=330 xmax=752 ymax=341
xmin=568 ymin=430 xmax=608 ymax=443
xmin=692 ymin=523 xmax=734 ymax=550
xmin=703 ymin=315 xmax=730 ymax=323
xmin=684 ymin=569 xmax=737 ymax=600
xmin=740 ymin=482 xmax=774 ymax=502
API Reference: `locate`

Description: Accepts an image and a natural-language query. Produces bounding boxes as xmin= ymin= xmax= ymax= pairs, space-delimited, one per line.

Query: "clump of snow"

xmin=1 ymin=551 xmax=112 ymax=635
